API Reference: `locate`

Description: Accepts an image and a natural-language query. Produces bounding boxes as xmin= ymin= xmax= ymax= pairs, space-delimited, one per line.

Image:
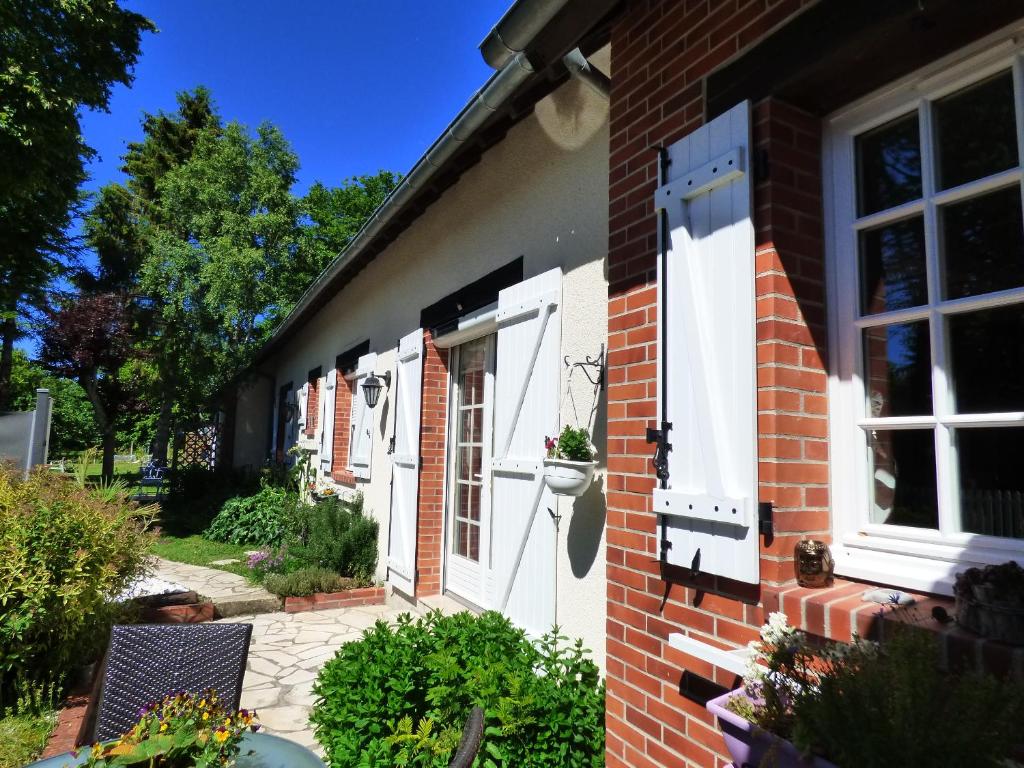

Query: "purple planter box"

xmin=706 ymin=690 xmax=838 ymax=768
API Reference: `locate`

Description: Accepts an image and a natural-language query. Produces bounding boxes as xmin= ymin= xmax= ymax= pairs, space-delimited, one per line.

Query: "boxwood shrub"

xmin=311 ymin=610 xmax=605 ymax=767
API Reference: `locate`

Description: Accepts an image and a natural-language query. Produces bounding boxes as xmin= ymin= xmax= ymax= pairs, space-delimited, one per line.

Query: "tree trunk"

xmin=151 ymin=394 xmax=173 ymax=466
xmin=0 ymin=314 xmax=16 ymax=412
xmin=101 ymin=428 xmax=116 ymax=484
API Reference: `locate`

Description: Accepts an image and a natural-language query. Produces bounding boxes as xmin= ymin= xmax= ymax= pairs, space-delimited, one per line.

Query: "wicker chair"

xmin=90 ymin=623 xmax=253 ymax=742
xmin=447 ymin=706 xmax=484 ymax=768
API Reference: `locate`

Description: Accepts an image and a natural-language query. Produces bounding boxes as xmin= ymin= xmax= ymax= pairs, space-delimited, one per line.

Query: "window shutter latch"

xmin=646 ymin=421 xmax=672 ymax=483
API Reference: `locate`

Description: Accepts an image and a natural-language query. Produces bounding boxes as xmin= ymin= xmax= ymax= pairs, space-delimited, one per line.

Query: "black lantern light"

xmin=361 ymin=370 xmax=391 ymax=408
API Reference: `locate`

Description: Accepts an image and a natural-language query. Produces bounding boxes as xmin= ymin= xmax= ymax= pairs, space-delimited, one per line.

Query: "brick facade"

xmin=415 ymin=329 xmax=450 ymax=597
xmin=604 ymin=2 xmax=827 ymax=766
xmin=331 ymin=371 xmax=357 ymax=486
xmin=305 ymin=372 xmax=319 ymax=436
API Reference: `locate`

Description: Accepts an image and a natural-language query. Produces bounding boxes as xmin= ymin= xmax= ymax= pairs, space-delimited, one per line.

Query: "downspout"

xmin=562 ymin=47 xmax=610 ymax=99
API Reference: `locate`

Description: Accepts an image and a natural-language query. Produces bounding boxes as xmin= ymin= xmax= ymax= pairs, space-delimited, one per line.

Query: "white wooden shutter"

xmin=319 ymin=369 xmax=337 ymax=471
xmin=388 ymin=329 xmax=423 ymax=596
xmin=296 ymin=382 xmax=308 ymax=432
xmin=488 ymin=267 xmax=560 ymax=636
xmin=349 ymin=352 xmax=377 ymax=480
xmin=654 ymin=100 xmax=759 ymax=584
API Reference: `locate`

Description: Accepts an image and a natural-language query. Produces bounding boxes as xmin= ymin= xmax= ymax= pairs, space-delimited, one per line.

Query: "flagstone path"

xmin=215 ymin=603 xmax=408 ymax=753
xmin=152 ymin=557 xmax=282 ymax=616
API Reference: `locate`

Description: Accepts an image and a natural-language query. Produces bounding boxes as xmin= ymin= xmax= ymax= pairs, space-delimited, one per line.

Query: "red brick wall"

xmin=305 ymin=374 xmax=319 ymax=436
xmin=605 ymin=2 xmax=824 ymax=766
xmin=415 ymin=329 xmax=450 ymax=597
xmin=331 ymin=372 xmax=356 ymax=486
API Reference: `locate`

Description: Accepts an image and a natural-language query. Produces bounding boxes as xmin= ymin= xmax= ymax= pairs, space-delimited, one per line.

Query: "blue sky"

xmin=80 ymin=0 xmax=512 ymax=196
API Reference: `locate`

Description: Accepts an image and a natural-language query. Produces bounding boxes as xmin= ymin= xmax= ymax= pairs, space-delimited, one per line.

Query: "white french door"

xmin=443 ymin=334 xmax=495 ymax=606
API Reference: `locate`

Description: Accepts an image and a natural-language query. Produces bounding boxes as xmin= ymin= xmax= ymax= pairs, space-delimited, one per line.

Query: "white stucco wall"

xmin=240 ymin=71 xmax=609 ymax=668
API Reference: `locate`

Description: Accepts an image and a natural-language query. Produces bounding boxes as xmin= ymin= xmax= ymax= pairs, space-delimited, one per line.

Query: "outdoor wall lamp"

xmin=361 ymin=371 xmax=391 ymax=409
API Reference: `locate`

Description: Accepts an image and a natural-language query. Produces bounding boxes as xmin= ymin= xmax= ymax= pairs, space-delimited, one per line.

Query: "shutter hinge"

xmin=758 ymin=501 xmax=774 ymax=538
xmin=646 ymin=421 xmax=672 ymax=483
xmin=388 ymin=436 xmax=395 ymax=455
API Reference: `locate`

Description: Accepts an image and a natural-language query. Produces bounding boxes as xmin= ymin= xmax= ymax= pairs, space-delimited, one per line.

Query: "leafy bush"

xmin=288 ymin=495 xmax=377 ymax=581
xmin=0 ymin=467 xmax=154 ymax=699
xmin=160 ymin=466 xmax=262 ymax=536
xmin=263 ymin=567 xmax=359 ymax=597
xmin=204 ymin=484 xmax=298 ymax=546
xmin=311 ymin=611 xmax=605 ymax=767
xmin=791 ymin=625 xmax=1022 ymax=767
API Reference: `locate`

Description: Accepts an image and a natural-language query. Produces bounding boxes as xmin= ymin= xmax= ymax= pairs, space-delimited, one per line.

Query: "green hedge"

xmin=311 ymin=611 xmax=605 ymax=767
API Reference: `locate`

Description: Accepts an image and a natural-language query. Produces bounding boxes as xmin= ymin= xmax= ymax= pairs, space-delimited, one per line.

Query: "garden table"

xmin=27 ymin=732 xmax=325 ymax=768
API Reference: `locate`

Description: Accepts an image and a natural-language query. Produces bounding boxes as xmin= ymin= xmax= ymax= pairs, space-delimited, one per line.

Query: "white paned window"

xmin=826 ymin=43 xmax=1024 ymax=593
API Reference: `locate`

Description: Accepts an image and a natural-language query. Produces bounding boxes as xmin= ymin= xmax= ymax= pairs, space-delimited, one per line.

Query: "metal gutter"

xmin=563 ymin=47 xmax=610 ymax=99
xmin=255 ymin=51 xmax=535 ymax=362
xmin=479 ymin=0 xmax=573 ymax=70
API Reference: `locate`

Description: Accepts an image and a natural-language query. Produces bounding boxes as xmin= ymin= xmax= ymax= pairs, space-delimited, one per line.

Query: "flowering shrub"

xmin=245 ymin=549 xmax=285 ymax=580
xmin=544 ymin=425 xmax=596 ymax=462
xmin=80 ymin=689 xmax=259 ymax=767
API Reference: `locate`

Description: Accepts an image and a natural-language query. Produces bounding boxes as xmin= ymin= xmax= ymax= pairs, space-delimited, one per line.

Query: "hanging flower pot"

xmin=543 ymin=427 xmax=597 ymax=497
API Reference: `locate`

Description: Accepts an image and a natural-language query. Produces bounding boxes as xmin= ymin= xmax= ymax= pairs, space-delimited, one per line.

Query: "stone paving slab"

xmin=216 ymin=603 xmax=408 ymax=753
xmin=152 ymin=557 xmax=282 ymax=616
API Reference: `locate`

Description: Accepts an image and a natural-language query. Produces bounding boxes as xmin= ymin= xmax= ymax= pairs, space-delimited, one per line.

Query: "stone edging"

xmin=283 ymin=586 xmax=385 ymax=613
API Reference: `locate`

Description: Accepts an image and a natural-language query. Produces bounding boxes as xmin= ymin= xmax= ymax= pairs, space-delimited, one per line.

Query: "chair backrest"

xmin=448 ymin=706 xmax=484 ymax=768
xmin=92 ymin=623 xmax=252 ymax=743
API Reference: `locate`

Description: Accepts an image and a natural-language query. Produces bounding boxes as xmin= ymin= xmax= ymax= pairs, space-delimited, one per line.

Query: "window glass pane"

xmin=948 ymin=304 xmax=1024 ymax=413
xmin=934 ymin=71 xmax=1018 ymax=190
xmin=958 ymin=427 xmax=1024 ymax=539
xmin=860 ymin=216 xmax=927 ymax=313
xmin=455 ymin=520 xmax=469 ymax=558
xmin=867 ymin=429 xmax=938 ymax=529
xmin=856 ymin=113 xmax=922 ymax=216
xmin=459 ymin=406 xmax=482 ymax=444
xmin=863 ymin=321 xmax=932 ymax=417
xmin=457 ymin=446 xmax=481 ymax=482
xmin=941 ymin=185 xmax=1024 ymax=300
xmin=467 ymin=523 xmax=480 ymax=561
xmin=458 ymin=338 xmax=487 ymax=407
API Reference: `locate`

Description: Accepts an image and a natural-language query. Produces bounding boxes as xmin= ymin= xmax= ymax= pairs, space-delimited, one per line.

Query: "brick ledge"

xmin=764 ymin=579 xmax=1024 ymax=681
xmin=283 ymin=586 xmax=385 ymax=613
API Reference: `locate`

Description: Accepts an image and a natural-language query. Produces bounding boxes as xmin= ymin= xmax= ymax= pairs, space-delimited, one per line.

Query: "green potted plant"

xmin=707 ymin=611 xmax=1022 ymax=767
xmin=954 ymin=560 xmax=1024 ymax=645
xmin=542 ymin=425 xmax=598 ymax=497
xmin=78 ymin=689 xmax=259 ymax=767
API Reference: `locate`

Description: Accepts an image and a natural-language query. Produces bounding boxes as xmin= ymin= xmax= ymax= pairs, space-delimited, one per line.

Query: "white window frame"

xmin=824 ymin=28 xmax=1024 ymax=594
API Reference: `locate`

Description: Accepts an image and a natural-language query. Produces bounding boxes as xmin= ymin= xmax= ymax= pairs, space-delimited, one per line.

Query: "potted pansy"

xmin=542 ymin=425 xmax=597 ymax=497
xmin=79 ymin=689 xmax=259 ymax=767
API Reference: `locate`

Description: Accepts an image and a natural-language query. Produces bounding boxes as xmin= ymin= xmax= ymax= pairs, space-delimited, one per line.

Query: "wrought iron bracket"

xmin=563 ymin=344 xmax=605 ymax=390
xmin=646 ymin=421 xmax=672 ymax=483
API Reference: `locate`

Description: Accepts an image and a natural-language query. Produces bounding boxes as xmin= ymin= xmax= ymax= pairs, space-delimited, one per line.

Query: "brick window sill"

xmin=331 ymin=470 xmax=357 ymax=487
xmin=764 ymin=579 xmax=1023 ymax=681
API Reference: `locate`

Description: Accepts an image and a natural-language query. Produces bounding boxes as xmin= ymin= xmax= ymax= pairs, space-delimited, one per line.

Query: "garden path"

xmin=214 ymin=603 xmax=408 ymax=754
xmin=152 ymin=557 xmax=281 ymax=616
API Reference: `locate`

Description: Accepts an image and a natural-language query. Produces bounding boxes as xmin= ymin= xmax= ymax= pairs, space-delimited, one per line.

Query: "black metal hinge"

xmin=646 ymin=421 xmax=672 ymax=483
xmin=758 ymin=501 xmax=774 ymax=538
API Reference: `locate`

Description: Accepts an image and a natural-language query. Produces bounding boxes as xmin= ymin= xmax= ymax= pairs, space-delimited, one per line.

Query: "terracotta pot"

xmin=706 ymin=690 xmax=837 ymax=768
xmin=542 ymin=458 xmax=597 ymax=497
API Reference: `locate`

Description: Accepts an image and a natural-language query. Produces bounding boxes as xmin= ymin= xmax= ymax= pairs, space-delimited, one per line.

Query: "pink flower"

xmin=545 ymin=436 xmax=556 ymax=451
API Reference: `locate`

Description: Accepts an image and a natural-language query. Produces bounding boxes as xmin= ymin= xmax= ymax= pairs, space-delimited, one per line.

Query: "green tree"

xmin=8 ymin=349 xmax=101 ymax=456
xmin=0 ymin=0 xmax=154 ymax=410
xmin=295 ymin=171 xmax=399 ymax=302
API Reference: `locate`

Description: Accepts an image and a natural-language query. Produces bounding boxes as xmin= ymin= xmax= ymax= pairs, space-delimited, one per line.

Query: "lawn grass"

xmin=0 ymin=708 xmax=57 ymax=768
xmin=151 ymin=534 xmax=252 ymax=575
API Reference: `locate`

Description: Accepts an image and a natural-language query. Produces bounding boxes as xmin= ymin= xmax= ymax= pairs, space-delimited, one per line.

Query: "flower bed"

xmin=283 ymin=586 xmax=385 ymax=613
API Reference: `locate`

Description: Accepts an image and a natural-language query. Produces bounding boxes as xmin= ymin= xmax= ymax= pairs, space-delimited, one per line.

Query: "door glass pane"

xmin=934 ymin=71 xmax=1018 ymax=190
xmin=948 ymin=305 xmax=1024 ymax=414
xmin=860 ymin=216 xmax=927 ymax=313
xmin=856 ymin=113 xmax=922 ymax=216
xmin=467 ymin=524 xmax=480 ymax=561
xmin=459 ymin=406 xmax=482 ymax=444
xmin=957 ymin=427 xmax=1024 ymax=539
xmin=867 ymin=429 xmax=938 ymax=529
xmin=458 ymin=339 xmax=487 ymax=407
xmin=862 ymin=321 xmax=932 ymax=417
xmin=458 ymin=446 xmax=481 ymax=481
xmin=941 ymin=185 xmax=1024 ymax=300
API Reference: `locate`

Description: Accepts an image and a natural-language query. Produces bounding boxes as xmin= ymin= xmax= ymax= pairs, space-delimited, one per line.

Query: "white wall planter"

xmin=543 ymin=458 xmax=597 ymax=497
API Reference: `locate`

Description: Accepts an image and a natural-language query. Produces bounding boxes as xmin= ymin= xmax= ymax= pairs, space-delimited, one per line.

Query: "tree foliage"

xmin=0 ymin=0 xmax=153 ymax=410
